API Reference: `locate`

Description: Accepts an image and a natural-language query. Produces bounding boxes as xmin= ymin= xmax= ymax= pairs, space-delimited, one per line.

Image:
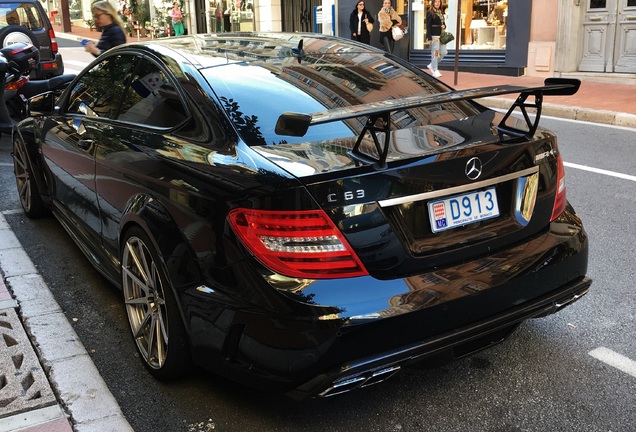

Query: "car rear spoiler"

xmin=275 ymin=78 xmax=581 ymax=168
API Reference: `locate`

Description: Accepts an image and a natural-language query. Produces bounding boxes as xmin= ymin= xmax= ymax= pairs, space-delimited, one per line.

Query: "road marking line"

xmin=1 ymin=209 xmax=23 ymax=215
xmin=564 ymin=162 xmax=636 ymax=182
xmin=589 ymin=347 xmax=636 ymax=379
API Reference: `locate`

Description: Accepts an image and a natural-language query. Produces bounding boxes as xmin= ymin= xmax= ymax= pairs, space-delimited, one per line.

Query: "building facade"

xmin=47 ymin=0 xmax=635 ymax=77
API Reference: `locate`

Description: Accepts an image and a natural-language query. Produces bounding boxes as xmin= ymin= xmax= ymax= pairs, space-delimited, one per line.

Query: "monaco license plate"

xmin=428 ymin=187 xmax=500 ymax=233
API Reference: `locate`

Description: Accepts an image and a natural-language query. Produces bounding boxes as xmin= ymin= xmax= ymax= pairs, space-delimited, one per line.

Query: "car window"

xmin=0 ymin=3 xmax=43 ymax=30
xmin=117 ymin=58 xmax=188 ymax=128
xmin=67 ymin=54 xmax=137 ymax=118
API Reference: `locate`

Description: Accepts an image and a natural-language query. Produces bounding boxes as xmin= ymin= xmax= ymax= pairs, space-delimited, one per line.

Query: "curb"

xmin=0 ymin=213 xmax=134 ymax=432
xmin=481 ymin=97 xmax=636 ymax=129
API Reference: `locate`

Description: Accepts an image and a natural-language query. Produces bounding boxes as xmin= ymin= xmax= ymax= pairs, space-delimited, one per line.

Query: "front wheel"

xmin=13 ymin=134 xmax=47 ymax=218
xmin=121 ymin=227 xmax=191 ymax=379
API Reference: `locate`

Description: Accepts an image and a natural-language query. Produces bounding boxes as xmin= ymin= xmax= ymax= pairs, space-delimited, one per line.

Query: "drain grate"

xmin=0 ymin=308 xmax=56 ymax=418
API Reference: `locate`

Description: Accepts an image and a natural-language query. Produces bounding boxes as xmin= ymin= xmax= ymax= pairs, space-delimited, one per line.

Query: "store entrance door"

xmin=194 ymin=0 xmax=207 ymax=33
xmin=579 ymin=0 xmax=636 ymax=72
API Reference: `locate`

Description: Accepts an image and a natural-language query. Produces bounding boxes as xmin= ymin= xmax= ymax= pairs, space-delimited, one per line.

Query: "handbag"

xmin=391 ymin=25 xmax=404 ymax=41
xmin=440 ymin=31 xmax=454 ymax=45
xmin=366 ymin=21 xmax=374 ymax=32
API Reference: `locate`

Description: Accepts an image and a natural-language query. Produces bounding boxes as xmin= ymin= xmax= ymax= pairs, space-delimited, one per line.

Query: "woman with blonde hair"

xmin=377 ymin=0 xmax=401 ymax=53
xmin=84 ymin=1 xmax=126 ymax=57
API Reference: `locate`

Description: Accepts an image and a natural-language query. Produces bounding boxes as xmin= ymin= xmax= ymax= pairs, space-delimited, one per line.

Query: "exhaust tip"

xmin=319 ymin=365 xmax=402 ymax=397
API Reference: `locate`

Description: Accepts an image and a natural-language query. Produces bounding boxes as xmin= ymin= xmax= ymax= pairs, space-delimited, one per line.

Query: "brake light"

xmin=550 ymin=154 xmax=566 ymax=221
xmin=49 ymin=29 xmax=58 ymax=53
xmin=228 ymin=209 xmax=368 ymax=279
xmin=5 ymin=75 xmax=29 ymax=91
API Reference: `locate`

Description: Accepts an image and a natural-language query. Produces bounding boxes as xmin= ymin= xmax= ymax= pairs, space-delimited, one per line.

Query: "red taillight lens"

xmin=49 ymin=29 xmax=58 ymax=53
xmin=5 ymin=75 xmax=29 ymax=91
xmin=228 ymin=209 xmax=368 ymax=279
xmin=550 ymin=154 xmax=567 ymax=221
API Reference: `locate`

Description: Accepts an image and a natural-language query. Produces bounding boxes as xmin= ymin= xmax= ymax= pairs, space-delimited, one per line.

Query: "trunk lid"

xmin=252 ymin=112 xmax=561 ymax=279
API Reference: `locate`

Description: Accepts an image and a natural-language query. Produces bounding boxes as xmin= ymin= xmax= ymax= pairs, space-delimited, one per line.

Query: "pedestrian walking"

xmin=377 ymin=0 xmax=401 ymax=53
xmin=84 ymin=0 xmax=126 ymax=57
xmin=170 ymin=2 xmax=185 ymax=36
xmin=426 ymin=0 xmax=447 ymax=77
xmin=349 ymin=1 xmax=374 ymax=45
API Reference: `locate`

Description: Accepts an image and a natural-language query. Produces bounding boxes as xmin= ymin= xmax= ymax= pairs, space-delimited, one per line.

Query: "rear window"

xmin=0 ymin=3 xmax=43 ymax=30
xmin=202 ymin=52 xmax=479 ymax=146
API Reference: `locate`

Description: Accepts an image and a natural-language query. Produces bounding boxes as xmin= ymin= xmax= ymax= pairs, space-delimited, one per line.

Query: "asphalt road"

xmin=0 ymin=89 xmax=634 ymax=429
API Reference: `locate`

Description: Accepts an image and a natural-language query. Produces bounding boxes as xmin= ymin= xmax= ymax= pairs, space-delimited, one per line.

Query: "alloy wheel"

xmin=122 ymin=235 xmax=169 ymax=370
xmin=12 ymin=135 xmax=45 ymax=217
xmin=13 ymin=137 xmax=33 ymax=212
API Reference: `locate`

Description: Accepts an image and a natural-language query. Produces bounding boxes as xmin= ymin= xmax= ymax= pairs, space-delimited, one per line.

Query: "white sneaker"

xmin=433 ymin=70 xmax=442 ymax=78
xmin=427 ymin=63 xmax=434 ymax=73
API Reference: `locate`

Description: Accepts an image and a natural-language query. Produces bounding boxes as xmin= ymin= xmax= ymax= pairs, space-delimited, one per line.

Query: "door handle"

xmin=77 ymin=139 xmax=94 ymax=150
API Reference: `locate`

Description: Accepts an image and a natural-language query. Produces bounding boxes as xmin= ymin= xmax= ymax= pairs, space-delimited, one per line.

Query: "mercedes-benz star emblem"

xmin=465 ymin=157 xmax=483 ymax=180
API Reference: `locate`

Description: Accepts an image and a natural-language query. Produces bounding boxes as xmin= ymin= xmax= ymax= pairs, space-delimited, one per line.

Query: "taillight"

xmin=550 ymin=154 xmax=566 ymax=221
xmin=49 ymin=29 xmax=58 ymax=53
xmin=5 ymin=75 xmax=29 ymax=91
xmin=228 ymin=209 xmax=368 ymax=279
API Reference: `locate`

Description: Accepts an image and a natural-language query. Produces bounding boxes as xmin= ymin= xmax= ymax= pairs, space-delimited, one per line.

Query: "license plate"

xmin=428 ymin=187 xmax=500 ymax=233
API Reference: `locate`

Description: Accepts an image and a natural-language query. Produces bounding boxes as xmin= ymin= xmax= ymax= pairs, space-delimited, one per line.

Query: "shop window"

xmin=219 ymin=0 xmax=254 ymax=32
xmin=411 ymin=0 xmax=508 ymax=51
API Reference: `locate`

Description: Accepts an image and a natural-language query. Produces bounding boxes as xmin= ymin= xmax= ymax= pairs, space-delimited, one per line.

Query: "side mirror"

xmin=27 ymin=91 xmax=56 ymax=117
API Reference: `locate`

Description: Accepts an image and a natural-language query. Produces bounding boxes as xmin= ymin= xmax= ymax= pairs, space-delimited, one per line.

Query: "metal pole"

xmin=453 ymin=0 xmax=461 ymax=86
xmin=59 ymin=0 xmax=71 ymax=33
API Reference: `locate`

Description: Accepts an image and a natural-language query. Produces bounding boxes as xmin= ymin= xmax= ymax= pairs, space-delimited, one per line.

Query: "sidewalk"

xmin=438 ymin=69 xmax=636 ymax=128
xmin=0 ymin=213 xmax=133 ymax=432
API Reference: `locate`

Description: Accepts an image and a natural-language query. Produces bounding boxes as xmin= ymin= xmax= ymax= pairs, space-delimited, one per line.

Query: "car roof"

xmin=113 ymin=32 xmax=385 ymax=71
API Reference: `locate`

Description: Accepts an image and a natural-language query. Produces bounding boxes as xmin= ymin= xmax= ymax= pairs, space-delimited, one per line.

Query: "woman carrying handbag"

xmin=426 ymin=0 xmax=447 ymax=77
xmin=349 ymin=1 xmax=374 ymax=45
xmin=377 ymin=0 xmax=401 ymax=53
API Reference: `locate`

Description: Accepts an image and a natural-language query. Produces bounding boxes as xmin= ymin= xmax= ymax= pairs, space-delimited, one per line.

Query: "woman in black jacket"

xmin=349 ymin=1 xmax=374 ymax=45
xmin=84 ymin=0 xmax=126 ymax=57
xmin=425 ymin=0 xmax=447 ymax=77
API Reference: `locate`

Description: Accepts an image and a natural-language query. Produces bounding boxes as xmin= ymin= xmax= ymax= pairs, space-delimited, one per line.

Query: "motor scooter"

xmin=0 ymin=42 xmax=75 ymax=134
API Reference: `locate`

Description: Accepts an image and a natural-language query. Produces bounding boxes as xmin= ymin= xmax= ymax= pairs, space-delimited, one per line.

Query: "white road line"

xmin=564 ymin=162 xmax=636 ymax=182
xmin=589 ymin=347 xmax=636 ymax=379
xmin=1 ymin=209 xmax=23 ymax=215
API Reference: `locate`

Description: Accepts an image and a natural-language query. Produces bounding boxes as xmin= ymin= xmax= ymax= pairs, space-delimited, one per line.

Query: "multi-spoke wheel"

xmin=121 ymin=227 xmax=190 ymax=379
xmin=12 ymin=135 xmax=47 ymax=218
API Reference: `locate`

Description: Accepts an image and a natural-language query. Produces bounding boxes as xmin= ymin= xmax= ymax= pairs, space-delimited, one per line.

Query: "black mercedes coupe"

xmin=12 ymin=33 xmax=591 ymax=399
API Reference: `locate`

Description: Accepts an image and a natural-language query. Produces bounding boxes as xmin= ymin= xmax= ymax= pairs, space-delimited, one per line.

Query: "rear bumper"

xmin=288 ymin=275 xmax=592 ymax=399
xmin=185 ymin=206 xmax=590 ymax=398
xmin=31 ymin=53 xmax=64 ymax=79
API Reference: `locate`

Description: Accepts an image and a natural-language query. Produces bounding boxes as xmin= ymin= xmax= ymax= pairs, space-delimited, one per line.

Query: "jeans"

xmin=430 ymin=36 xmax=447 ymax=70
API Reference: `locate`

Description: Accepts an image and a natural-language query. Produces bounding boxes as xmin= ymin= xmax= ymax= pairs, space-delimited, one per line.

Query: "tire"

xmin=12 ymin=134 xmax=47 ymax=218
xmin=0 ymin=25 xmax=40 ymax=49
xmin=121 ymin=227 xmax=191 ymax=379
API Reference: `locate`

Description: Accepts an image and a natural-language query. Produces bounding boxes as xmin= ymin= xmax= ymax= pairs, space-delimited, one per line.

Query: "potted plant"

xmin=85 ymin=18 xmax=95 ymax=31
